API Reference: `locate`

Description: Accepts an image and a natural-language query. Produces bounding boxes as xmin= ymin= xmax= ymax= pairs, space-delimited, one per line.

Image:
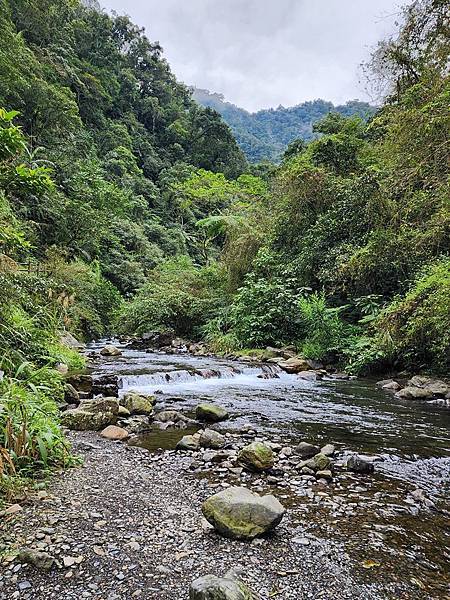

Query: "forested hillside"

xmin=193 ymin=88 xmax=376 ymax=162
xmin=0 ymin=0 xmax=449 ymax=491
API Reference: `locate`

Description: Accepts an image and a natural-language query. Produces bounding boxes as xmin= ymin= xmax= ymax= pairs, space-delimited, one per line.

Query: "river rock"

xmin=297 ymin=370 xmax=322 ymax=381
xmin=100 ymin=345 xmax=122 ymax=356
xmin=121 ymin=415 xmax=151 ymax=434
xmin=122 ymin=392 xmax=155 ymax=415
xmin=320 ymin=444 xmax=335 ymax=457
xmin=295 ymin=442 xmax=320 ymax=458
xmin=196 ymin=403 xmax=229 ymax=423
xmin=316 ymin=469 xmax=333 ymax=481
xmin=277 ymin=357 xmax=310 ymax=374
xmin=382 ymin=381 xmax=401 ymax=391
xmin=238 ymin=442 xmax=274 ymax=471
xmin=395 ymin=386 xmax=433 ymax=400
xmin=200 ymin=429 xmax=225 ymax=449
xmin=202 ymin=486 xmax=285 ymax=540
xmin=118 ymin=405 xmax=131 ymax=417
xmin=347 ymin=454 xmax=374 ymax=474
xmin=176 ymin=434 xmax=200 ymax=451
xmin=190 ymin=574 xmax=252 ymax=600
xmin=408 ymin=376 xmax=449 ymax=397
xmin=61 ymin=398 xmax=119 ymax=431
xmin=312 ymin=453 xmax=332 ymax=471
xmin=376 ymin=379 xmax=395 ymax=387
xmin=100 ymin=425 xmax=129 ymax=440
xmin=18 ymin=549 xmax=55 ymax=571
xmin=64 ymin=383 xmax=79 ymax=404
xmin=155 ymin=410 xmax=185 ymax=423
xmin=92 ymin=374 xmax=119 ymax=397
xmin=67 ymin=374 xmax=93 ymax=393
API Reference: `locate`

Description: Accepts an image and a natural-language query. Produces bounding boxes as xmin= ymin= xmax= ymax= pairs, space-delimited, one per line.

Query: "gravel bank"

xmin=0 ymin=432 xmax=422 ymax=599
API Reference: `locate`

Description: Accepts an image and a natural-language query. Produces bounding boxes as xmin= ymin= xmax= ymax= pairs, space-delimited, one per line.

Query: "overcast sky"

xmin=101 ymin=0 xmax=407 ymax=112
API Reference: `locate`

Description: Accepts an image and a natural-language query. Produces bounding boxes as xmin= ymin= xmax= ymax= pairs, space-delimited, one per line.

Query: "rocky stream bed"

xmin=0 ymin=341 xmax=449 ymax=599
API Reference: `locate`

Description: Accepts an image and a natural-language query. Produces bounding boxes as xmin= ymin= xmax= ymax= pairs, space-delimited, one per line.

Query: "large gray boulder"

xmin=202 ymin=486 xmax=285 ymax=540
xmin=190 ymin=575 xmax=252 ymax=600
xmin=237 ymin=442 xmax=274 ymax=471
xmin=61 ymin=398 xmax=119 ymax=431
xmin=196 ymin=403 xmax=229 ymax=423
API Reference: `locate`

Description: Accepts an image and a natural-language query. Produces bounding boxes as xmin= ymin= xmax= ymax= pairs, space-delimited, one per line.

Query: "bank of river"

xmin=1 ymin=342 xmax=449 ymax=599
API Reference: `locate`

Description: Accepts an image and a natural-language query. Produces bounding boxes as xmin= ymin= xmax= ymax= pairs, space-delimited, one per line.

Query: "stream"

xmin=88 ymin=341 xmax=450 ymax=597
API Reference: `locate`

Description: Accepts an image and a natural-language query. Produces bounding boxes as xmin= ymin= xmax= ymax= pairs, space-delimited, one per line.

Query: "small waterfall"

xmin=119 ymin=363 xmax=283 ymax=392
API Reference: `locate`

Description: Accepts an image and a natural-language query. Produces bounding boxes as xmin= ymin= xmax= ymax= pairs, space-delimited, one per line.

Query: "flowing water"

xmin=88 ymin=342 xmax=450 ymax=597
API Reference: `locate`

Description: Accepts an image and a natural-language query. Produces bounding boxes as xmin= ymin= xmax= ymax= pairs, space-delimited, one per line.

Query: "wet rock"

xmin=295 ymin=442 xmax=320 ymax=459
xmin=196 ymin=403 xmax=229 ymax=423
xmin=277 ymin=357 xmax=310 ymax=374
xmin=100 ymin=425 xmax=129 ymax=441
xmin=154 ymin=410 xmax=186 ymax=423
xmin=376 ymin=378 xmax=395 ymax=387
xmin=118 ymin=405 xmax=131 ymax=418
xmin=122 ymin=392 xmax=155 ymax=415
xmin=297 ymin=370 xmax=322 ymax=381
xmin=190 ymin=574 xmax=253 ymax=600
xmin=121 ymin=415 xmax=151 ymax=434
xmin=312 ymin=453 xmax=332 ymax=471
xmin=382 ymin=381 xmax=401 ymax=392
xmin=408 ymin=376 xmax=449 ymax=397
xmin=64 ymin=383 xmax=80 ymax=404
xmin=129 ymin=331 xmax=175 ymax=349
xmin=61 ymin=398 xmax=119 ymax=431
xmin=238 ymin=442 xmax=274 ymax=472
xmin=202 ymin=486 xmax=285 ymax=540
xmin=320 ymin=444 xmax=335 ymax=457
xmin=100 ymin=345 xmax=122 ymax=357
xmin=200 ymin=429 xmax=226 ymax=449
xmin=67 ymin=374 xmax=93 ymax=394
xmin=18 ymin=549 xmax=55 ymax=571
xmin=346 ymin=455 xmax=374 ymax=474
xmin=316 ymin=470 xmax=333 ymax=482
xmin=395 ymin=386 xmax=433 ymax=400
xmin=92 ymin=374 xmax=119 ymax=397
xmin=176 ymin=434 xmax=200 ymax=451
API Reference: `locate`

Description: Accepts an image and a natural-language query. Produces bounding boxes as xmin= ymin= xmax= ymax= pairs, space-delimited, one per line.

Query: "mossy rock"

xmin=121 ymin=392 xmax=155 ymax=415
xmin=196 ymin=403 xmax=229 ymax=423
xmin=238 ymin=442 xmax=274 ymax=471
xmin=190 ymin=574 xmax=253 ymax=599
xmin=202 ymin=486 xmax=285 ymax=540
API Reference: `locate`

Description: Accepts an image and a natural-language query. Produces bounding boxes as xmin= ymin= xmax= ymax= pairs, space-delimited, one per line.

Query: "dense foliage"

xmin=0 ymin=0 xmax=448 ymax=494
xmin=0 ymin=0 xmax=246 ymax=492
xmin=193 ymin=88 xmax=376 ymax=163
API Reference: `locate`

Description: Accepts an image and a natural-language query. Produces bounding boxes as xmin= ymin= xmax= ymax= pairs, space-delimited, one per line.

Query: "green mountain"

xmin=192 ymin=88 xmax=376 ymax=162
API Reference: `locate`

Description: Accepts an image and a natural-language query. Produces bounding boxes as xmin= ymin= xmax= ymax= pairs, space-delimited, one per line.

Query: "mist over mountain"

xmin=192 ymin=88 xmax=376 ymax=162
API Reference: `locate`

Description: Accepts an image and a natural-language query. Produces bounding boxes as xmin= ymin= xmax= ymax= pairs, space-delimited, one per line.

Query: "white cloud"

xmin=101 ymin=0 xmax=408 ymax=112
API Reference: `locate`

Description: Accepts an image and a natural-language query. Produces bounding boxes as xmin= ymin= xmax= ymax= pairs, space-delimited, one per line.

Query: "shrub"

xmin=117 ymin=257 xmax=227 ymax=338
xmin=373 ymin=258 xmax=450 ymax=373
xmin=298 ymin=293 xmax=358 ymax=362
xmin=0 ymin=364 xmax=73 ymax=496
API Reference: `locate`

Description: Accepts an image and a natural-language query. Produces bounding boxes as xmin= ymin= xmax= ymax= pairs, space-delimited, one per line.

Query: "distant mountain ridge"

xmin=192 ymin=88 xmax=377 ymax=163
